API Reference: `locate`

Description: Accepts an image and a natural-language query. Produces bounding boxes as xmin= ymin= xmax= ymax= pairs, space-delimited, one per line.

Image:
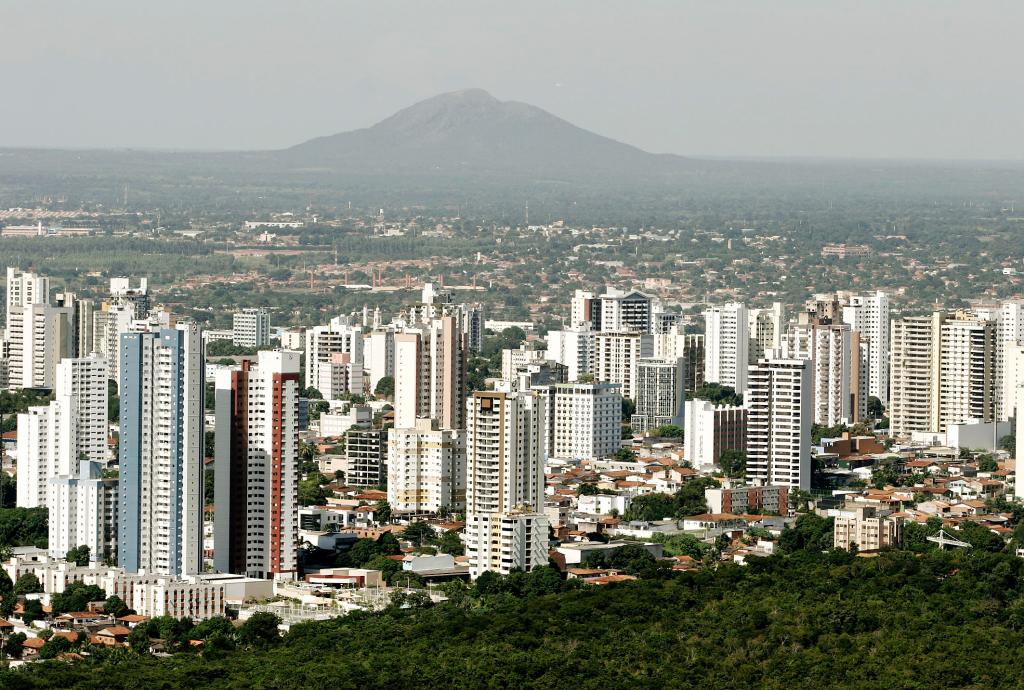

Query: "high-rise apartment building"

xmin=889 ymin=311 xmax=996 ymax=436
xmin=745 ymin=356 xmax=811 ymax=490
xmin=92 ymin=302 xmax=137 ymax=380
xmin=464 ymin=391 xmax=548 ymax=578
xmin=593 ymin=331 xmax=653 ymax=400
xmin=652 ymin=322 xmax=687 ymax=361
xmin=748 ymin=302 xmax=785 ymax=363
xmin=16 ymin=354 xmax=108 ymax=508
xmin=704 ymin=302 xmax=749 ymax=393
xmin=683 ymin=399 xmax=747 ymax=469
xmin=570 ymin=289 xmax=597 ymax=329
xmin=545 ymin=326 xmax=594 ymax=382
xmin=316 ymin=352 xmax=365 ymax=400
xmin=6 ymin=303 xmax=72 ymax=390
xmin=344 ymin=428 xmax=388 ymax=488
xmin=5 ymin=267 xmax=49 ymax=335
xmin=889 ymin=315 xmax=935 ymax=436
xmin=48 ymin=459 xmax=118 ymax=564
xmin=683 ymin=333 xmax=705 ymax=393
xmin=501 ymin=347 xmax=545 ymax=381
xmin=596 ymin=288 xmax=656 ymax=333
xmin=363 ymin=327 xmax=395 ymax=394
xmin=937 ymin=313 xmax=996 ymax=432
xmin=16 ymin=406 xmax=57 ymax=509
xmin=119 ymin=326 xmax=205 ymax=577
xmin=108 ymin=277 xmax=150 ymax=320
xmin=393 ymin=316 xmax=466 ymax=429
xmin=305 ymin=316 xmax=364 ymax=392
xmin=214 ymin=350 xmax=301 ymax=579
xmin=54 ymin=291 xmax=95 ymax=359
xmin=631 ymin=357 xmax=686 ymax=434
xmin=232 ymin=308 xmax=271 ymax=348
xmin=841 ymin=291 xmax=889 ymax=403
xmin=788 ymin=321 xmax=853 ymax=427
xmin=993 ymin=300 xmax=1024 ymax=421
xmin=462 ymin=303 xmax=485 ymax=353
xmin=549 ymin=382 xmax=622 ymax=460
xmin=388 ymin=418 xmax=466 ymax=515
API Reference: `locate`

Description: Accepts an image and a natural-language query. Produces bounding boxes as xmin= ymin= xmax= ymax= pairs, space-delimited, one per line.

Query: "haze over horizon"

xmin=3 ymin=1 xmax=1023 ymax=160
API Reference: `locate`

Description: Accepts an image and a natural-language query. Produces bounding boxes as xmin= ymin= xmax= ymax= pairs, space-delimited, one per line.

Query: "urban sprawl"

xmin=0 ymin=225 xmax=1021 ymax=664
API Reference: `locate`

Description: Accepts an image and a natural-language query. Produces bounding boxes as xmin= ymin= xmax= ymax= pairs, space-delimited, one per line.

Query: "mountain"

xmin=277 ymin=88 xmax=692 ymax=180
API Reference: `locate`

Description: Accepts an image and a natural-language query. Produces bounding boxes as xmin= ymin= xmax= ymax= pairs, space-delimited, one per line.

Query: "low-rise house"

xmin=577 ymin=494 xmax=630 ymax=516
xmin=116 ymin=614 xmax=150 ymax=628
xmin=95 ymin=626 xmax=131 ymax=646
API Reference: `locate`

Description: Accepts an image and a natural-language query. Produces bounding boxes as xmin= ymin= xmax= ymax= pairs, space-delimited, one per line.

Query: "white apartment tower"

xmin=788 ymin=322 xmax=853 ymax=427
xmin=889 ymin=312 xmax=996 ymax=436
xmin=464 ymin=391 xmax=549 ymax=578
xmin=305 ymin=316 xmax=364 ymax=392
xmin=6 ymin=303 xmax=72 ymax=390
xmin=545 ymin=327 xmax=594 ymax=382
xmin=214 ymin=350 xmax=301 ymax=579
xmin=316 ymin=352 xmax=365 ymax=400
xmin=363 ymin=327 xmax=396 ymax=394
xmin=841 ymin=291 xmax=889 ymax=403
xmin=501 ymin=347 xmax=546 ymax=382
xmin=393 ymin=316 xmax=467 ymax=429
xmin=549 ymin=382 xmax=622 ymax=460
xmin=745 ymin=357 xmax=812 ymax=490
xmin=652 ymin=322 xmax=688 ymax=362
xmin=387 ymin=418 xmax=466 ymax=515
xmin=570 ymin=289 xmax=597 ymax=329
xmin=704 ymin=302 xmax=749 ymax=394
xmin=48 ymin=460 xmax=118 ymax=564
xmin=91 ymin=301 xmax=138 ymax=381
xmin=5 ymin=267 xmax=50 ymax=335
xmin=995 ymin=300 xmax=1024 ymax=421
xmin=593 ymin=331 xmax=653 ymax=400
xmin=683 ymin=399 xmax=747 ymax=469
xmin=889 ymin=315 xmax=935 ymax=436
xmin=936 ymin=313 xmax=996 ymax=433
xmin=17 ymin=353 xmax=108 ymax=508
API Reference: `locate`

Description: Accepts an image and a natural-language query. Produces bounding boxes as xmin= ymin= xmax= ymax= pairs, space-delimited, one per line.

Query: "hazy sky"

xmin=3 ymin=0 xmax=1022 ymax=158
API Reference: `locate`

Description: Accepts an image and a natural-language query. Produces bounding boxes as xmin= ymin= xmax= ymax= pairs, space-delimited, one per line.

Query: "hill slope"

xmin=278 ymin=88 xmax=691 ymax=179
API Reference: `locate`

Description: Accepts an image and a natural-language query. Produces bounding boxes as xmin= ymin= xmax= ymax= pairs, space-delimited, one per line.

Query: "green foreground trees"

xmin=8 ymin=548 xmax=1024 ymax=688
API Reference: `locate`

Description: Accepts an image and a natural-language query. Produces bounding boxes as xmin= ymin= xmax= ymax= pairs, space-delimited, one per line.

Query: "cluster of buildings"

xmin=6 ymin=265 xmax=1024 ymax=635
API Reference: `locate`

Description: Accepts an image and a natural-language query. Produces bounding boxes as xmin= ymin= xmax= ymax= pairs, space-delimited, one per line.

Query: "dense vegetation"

xmin=8 ymin=547 xmax=1024 ymax=688
xmin=0 ymin=508 xmax=48 ymax=551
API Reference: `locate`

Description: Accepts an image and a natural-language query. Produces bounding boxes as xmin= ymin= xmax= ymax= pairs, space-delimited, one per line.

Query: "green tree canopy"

xmin=13 ymin=572 xmax=42 ymax=595
xmin=692 ymin=383 xmax=742 ymax=406
xmin=718 ymin=449 xmax=746 ymax=478
xmin=374 ymin=376 xmax=395 ymax=398
xmin=66 ymin=544 xmax=91 ymax=566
